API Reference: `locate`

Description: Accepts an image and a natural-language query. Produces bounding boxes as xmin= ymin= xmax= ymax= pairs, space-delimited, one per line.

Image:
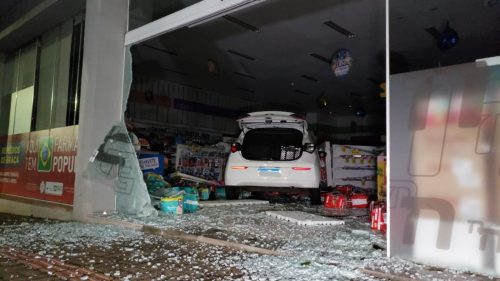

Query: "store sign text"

xmin=25 ymin=136 xmax=78 ymax=173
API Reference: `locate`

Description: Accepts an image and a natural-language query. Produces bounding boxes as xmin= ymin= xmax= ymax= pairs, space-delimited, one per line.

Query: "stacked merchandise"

xmin=331 ymin=144 xmax=378 ymax=195
xmin=155 ymin=187 xmax=200 ymax=215
xmin=376 ymin=154 xmax=386 ymax=201
xmin=370 ymin=200 xmax=386 ymax=233
xmin=143 ymin=173 xmax=201 ymax=215
xmin=322 ymin=145 xmax=380 ymax=216
xmin=138 ymin=135 xmax=232 ymax=216
xmin=145 ymin=171 xmax=232 ymax=215
xmin=175 ymin=144 xmax=230 ymax=181
xmin=321 ymin=184 xmax=370 ymax=216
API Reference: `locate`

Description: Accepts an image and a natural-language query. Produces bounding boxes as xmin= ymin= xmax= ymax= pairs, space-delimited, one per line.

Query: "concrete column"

xmin=0 ymin=52 xmax=8 ymax=136
xmin=0 ymin=52 xmax=4 ymax=107
xmin=73 ymin=0 xmax=128 ymax=220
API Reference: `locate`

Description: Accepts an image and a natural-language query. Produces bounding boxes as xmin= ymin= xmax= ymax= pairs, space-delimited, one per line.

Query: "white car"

xmin=224 ymin=111 xmax=322 ymax=203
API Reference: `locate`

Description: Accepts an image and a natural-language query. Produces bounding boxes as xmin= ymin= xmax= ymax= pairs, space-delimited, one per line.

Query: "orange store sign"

xmin=0 ymin=125 xmax=77 ymax=205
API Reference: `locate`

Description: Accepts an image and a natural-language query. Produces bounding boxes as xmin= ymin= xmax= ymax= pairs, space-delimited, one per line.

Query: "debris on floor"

xmin=265 ymin=211 xmax=344 ymax=226
xmin=199 ymin=199 xmax=269 ymax=208
xmin=0 ymin=207 xmax=498 ymax=281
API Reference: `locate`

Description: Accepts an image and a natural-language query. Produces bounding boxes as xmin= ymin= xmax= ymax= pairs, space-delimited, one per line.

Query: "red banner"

xmin=0 ymin=125 xmax=77 ymax=205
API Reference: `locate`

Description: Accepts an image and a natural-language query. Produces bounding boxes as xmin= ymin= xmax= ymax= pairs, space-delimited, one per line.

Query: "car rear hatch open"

xmin=241 ymin=128 xmax=303 ymax=161
xmin=238 ymin=111 xmax=307 ymax=133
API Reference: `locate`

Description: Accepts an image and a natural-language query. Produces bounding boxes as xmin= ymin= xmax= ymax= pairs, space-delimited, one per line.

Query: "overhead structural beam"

xmin=0 ymin=0 xmax=58 ymax=41
xmin=124 ymin=0 xmax=266 ymax=46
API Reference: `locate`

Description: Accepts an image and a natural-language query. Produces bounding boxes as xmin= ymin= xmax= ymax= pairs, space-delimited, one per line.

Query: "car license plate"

xmin=258 ymin=167 xmax=281 ymax=176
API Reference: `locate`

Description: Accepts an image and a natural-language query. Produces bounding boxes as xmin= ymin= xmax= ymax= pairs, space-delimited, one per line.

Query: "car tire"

xmin=309 ymin=188 xmax=321 ymax=205
xmin=225 ymin=186 xmax=241 ymax=200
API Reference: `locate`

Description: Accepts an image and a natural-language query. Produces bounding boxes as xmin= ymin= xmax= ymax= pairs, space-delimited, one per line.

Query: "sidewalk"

xmin=0 ymin=205 xmax=497 ymax=280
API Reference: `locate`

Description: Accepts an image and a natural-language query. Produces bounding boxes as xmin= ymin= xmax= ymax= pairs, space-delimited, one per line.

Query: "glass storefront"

xmin=0 ymin=14 xmax=84 ymax=136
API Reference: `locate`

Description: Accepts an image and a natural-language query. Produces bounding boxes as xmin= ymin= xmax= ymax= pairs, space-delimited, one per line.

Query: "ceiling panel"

xmin=390 ymin=0 xmax=500 ymax=73
xmin=133 ymin=0 xmax=386 ymax=116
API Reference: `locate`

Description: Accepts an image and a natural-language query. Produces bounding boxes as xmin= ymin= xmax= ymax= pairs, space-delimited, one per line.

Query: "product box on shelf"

xmin=139 ymin=152 xmax=164 ymax=175
xmin=175 ymin=144 xmax=230 ymax=181
xmin=377 ymin=155 xmax=387 ymax=200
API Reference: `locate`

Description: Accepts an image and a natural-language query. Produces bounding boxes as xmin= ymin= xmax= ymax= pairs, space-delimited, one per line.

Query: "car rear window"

xmin=241 ymin=128 xmax=303 ymax=161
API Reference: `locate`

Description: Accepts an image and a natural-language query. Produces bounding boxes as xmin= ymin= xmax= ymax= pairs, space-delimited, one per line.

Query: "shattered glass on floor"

xmin=0 ymin=206 xmax=497 ymax=280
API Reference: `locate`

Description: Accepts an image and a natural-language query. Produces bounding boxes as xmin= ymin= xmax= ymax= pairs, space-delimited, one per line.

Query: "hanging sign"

xmin=331 ymin=48 xmax=353 ymax=77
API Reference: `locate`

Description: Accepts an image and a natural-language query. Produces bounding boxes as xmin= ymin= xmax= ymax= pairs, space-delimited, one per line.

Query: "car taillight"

xmin=292 ymin=167 xmax=311 ymax=171
xmin=231 ymin=166 xmax=248 ymax=170
xmin=303 ymin=143 xmax=315 ymax=153
xmin=231 ymin=143 xmax=241 ymax=153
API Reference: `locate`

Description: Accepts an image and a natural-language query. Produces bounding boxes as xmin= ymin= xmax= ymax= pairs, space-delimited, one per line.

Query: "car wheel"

xmin=309 ymin=188 xmax=321 ymax=205
xmin=225 ymin=186 xmax=241 ymax=200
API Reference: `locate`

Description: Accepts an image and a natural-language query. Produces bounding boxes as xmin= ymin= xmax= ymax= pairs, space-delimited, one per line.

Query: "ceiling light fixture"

xmin=324 ymin=21 xmax=356 ymax=38
xmin=237 ymin=87 xmax=255 ymax=93
xmin=234 ymin=71 xmax=256 ymax=80
xmin=355 ymin=107 xmax=366 ymax=117
xmin=143 ymin=44 xmax=178 ymax=56
xmin=161 ymin=67 xmax=189 ymax=76
xmin=309 ymin=53 xmax=331 ymax=64
xmin=295 ymin=89 xmax=312 ymax=96
xmin=301 ymin=75 xmax=320 ymax=83
xmin=317 ymin=94 xmax=328 ymax=109
xmin=227 ymin=49 xmax=256 ymax=61
xmin=223 ymin=15 xmax=261 ymax=32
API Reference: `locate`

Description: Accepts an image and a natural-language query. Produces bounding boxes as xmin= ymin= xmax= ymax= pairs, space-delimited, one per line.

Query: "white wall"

xmin=129 ymin=77 xmax=257 ymax=135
